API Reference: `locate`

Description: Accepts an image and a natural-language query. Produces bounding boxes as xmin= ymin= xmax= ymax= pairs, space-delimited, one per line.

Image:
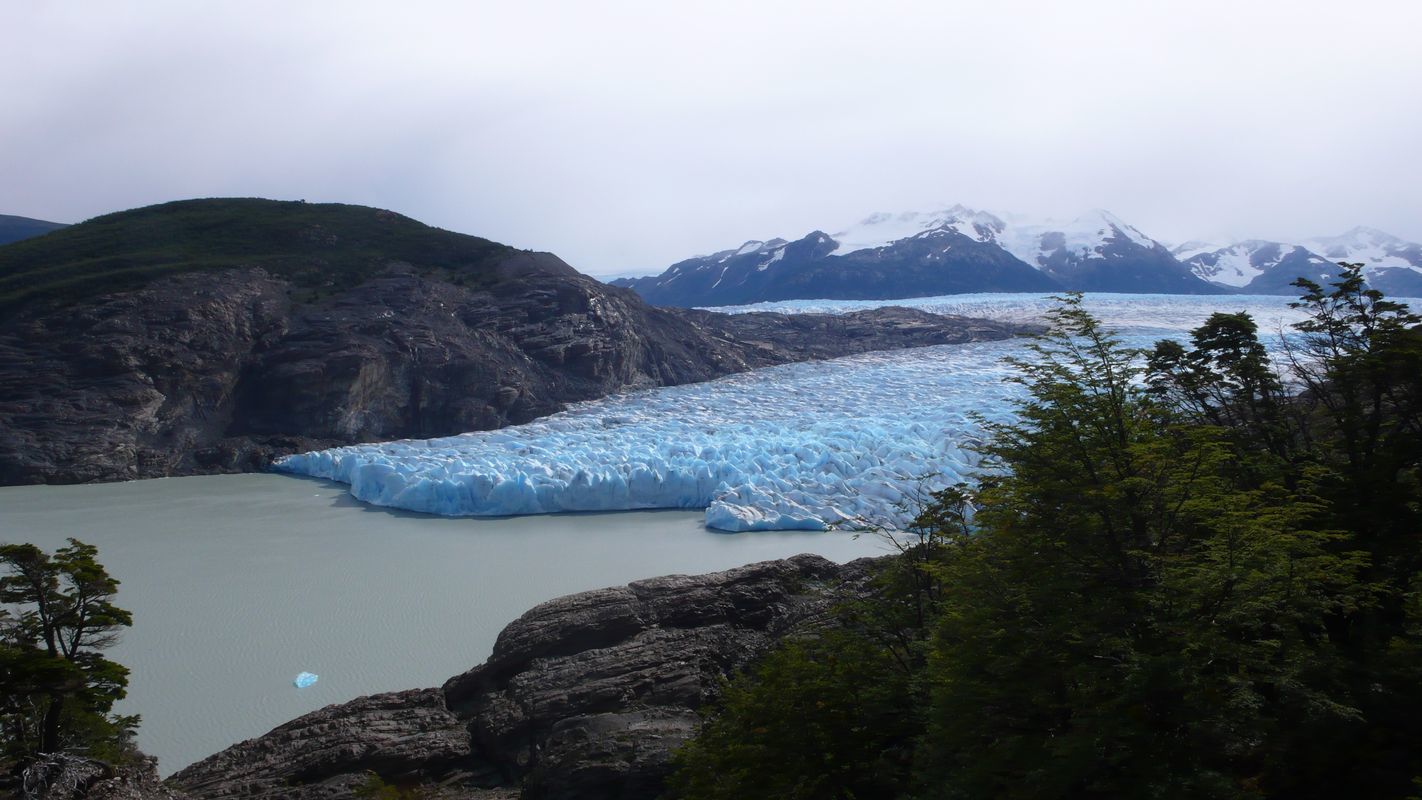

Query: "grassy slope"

xmin=0 ymin=198 xmax=517 ymax=313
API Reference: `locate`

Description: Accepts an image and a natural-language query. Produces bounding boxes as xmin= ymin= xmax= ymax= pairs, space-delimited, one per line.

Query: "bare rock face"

xmin=168 ymin=554 xmax=875 ymax=800
xmin=0 ymin=269 xmax=293 ymax=483
xmin=0 ymin=256 xmax=1027 ymax=486
xmin=167 ymin=689 xmax=473 ymax=799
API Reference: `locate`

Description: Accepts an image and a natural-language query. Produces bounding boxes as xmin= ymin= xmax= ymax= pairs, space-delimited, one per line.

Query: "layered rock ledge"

xmin=167 ymin=553 xmax=874 ymax=800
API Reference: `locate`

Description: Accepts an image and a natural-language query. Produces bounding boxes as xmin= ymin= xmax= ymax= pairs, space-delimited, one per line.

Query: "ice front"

xmin=276 ymin=340 xmax=1021 ymax=531
xmin=277 ymin=293 xmax=1380 ymax=531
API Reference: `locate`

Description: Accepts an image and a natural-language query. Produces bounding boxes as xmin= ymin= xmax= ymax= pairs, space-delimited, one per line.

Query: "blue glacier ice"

xmin=278 ymin=340 xmax=1020 ymax=531
xmin=293 ymin=671 xmax=318 ymax=688
xmin=276 ymin=293 xmax=1419 ymax=532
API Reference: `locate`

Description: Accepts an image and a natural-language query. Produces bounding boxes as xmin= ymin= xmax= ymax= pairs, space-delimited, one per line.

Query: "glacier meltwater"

xmin=276 ymin=293 xmax=1402 ymax=531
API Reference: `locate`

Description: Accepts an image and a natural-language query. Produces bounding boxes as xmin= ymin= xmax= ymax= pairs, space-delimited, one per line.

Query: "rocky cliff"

xmin=168 ymin=554 xmax=875 ymax=800
xmin=0 ymin=200 xmax=1027 ymax=486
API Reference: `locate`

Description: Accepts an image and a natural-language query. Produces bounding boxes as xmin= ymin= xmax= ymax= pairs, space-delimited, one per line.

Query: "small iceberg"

xmin=293 ymin=671 xmax=318 ymax=688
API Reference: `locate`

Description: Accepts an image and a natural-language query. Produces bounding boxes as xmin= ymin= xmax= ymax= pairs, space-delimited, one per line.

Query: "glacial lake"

xmin=0 ymin=474 xmax=888 ymax=776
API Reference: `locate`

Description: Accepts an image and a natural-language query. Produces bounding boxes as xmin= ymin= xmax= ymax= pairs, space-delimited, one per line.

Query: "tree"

xmin=914 ymin=295 xmax=1367 ymax=798
xmin=1146 ymin=311 xmax=1295 ymax=465
xmin=1284 ymin=265 xmax=1422 ymax=578
xmin=0 ymin=539 xmax=137 ymax=765
xmin=1280 ymin=267 xmax=1422 ymax=794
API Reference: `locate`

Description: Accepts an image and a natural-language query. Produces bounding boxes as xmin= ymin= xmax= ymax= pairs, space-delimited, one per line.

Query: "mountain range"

xmin=613 ymin=206 xmax=1422 ymax=306
xmin=1173 ymin=227 xmax=1422 ymax=297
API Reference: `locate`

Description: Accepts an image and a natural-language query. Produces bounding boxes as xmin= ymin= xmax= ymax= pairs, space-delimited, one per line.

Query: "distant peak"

xmin=1077 ymin=209 xmax=1139 ymax=234
xmin=1341 ymin=225 xmax=1400 ymax=241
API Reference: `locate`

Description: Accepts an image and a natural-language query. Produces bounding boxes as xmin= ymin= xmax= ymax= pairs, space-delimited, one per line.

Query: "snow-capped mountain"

xmin=612 ymin=209 xmax=1057 ymax=308
xmin=1173 ymin=228 xmax=1422 ymax=296
xmin=822 ymin=205 xmax=1208 ymax=292
xmin=824 ymin=206 xmax=1005 ymax=255
xmin=613 ymin=206 xmax=1219 ymax=308
xmin=989 ymin=209 xmax=1211 ymax=293
xmin=1180 ymin=241 xmax=1343 ymax=294
xmin=1301 ymin=227 xmax=1422 ymax=296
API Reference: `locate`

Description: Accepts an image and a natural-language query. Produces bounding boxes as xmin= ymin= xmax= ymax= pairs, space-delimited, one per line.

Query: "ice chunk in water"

xmin=293 ymin=671 xmax=318 ymax=688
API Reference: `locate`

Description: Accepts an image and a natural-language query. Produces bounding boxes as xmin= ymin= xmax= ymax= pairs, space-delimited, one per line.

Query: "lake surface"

xmin=0 ymin=474 xmax=888 ymax=775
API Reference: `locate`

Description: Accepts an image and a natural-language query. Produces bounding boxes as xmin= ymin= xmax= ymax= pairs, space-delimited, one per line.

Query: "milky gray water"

xmin=0 ymin=474 xmax=888 ymax=775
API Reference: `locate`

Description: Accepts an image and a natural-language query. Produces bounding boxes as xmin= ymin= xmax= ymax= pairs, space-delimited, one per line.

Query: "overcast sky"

xmin=3 ymin=1 xmax=1419 ymax=276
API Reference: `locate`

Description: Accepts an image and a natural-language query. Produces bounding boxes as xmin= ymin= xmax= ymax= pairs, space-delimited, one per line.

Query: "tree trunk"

xmin=40 ymin=693 xmax=63 ymax=754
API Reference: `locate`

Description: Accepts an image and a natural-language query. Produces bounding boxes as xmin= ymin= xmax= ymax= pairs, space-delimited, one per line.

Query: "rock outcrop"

xmin=169 ymin=554 xmax=875 ymax=800
xmin=166 ymin=689 xmax=479 ymax=799
xmin=0 ymin=261 xmax=1025 ymax=486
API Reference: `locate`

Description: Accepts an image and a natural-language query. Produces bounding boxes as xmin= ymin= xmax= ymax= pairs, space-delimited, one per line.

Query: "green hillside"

xmin=0 ymin=198 xmax=516 ymax=313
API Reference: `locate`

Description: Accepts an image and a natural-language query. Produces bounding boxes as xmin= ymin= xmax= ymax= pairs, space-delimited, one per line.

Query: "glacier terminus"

xmin=275 ymin=293 xmax=1404 ymax=532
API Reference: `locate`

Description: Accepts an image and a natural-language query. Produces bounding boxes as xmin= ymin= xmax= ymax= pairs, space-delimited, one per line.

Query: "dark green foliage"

xmin=917 ymin=296 xmax=1366 ymax=799
xmin=0 ymin=539 xmax=137 ymax=767
xmin=669 ymin=632 xmax=919 ymax=800
xmin=1273 ymin=267 xmax=1422 ymax=795
xmin=671 ymin=280 xmax=1422 ymax=800
xmin=0 ymin=198 xmax=514 ymax=313
xmin=352 ymin=771 xmax=431 ymax=799
xmin=669 ymin=552 xmax=939 ymax=800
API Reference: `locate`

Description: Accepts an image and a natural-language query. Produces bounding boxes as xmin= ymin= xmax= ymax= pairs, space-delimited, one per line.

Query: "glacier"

xmin=277 ymin=293 xmax=1418 ymax=532
xmin=278 ymin=339 xmax=1021 ymax=531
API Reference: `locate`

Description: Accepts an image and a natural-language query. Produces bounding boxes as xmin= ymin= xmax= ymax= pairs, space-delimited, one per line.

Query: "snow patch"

xmin=1171 ymin=240 xmax=1224 ymax=261
xmin=756 ymin=247 xmax=786 ymax=271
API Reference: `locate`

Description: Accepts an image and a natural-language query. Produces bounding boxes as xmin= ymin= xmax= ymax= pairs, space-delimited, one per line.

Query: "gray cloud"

xmin=2 ymin=0 xmax=1419 ymax=275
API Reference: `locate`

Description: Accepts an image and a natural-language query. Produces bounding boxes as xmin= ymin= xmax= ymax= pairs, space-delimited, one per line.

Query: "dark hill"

xmin=0 ymin=213 xmax=68 ymax=246
xmin=0 ymin=199 xmax=1028 ymax=485
xmin=0 ymin=198 xmax=520 ymax=314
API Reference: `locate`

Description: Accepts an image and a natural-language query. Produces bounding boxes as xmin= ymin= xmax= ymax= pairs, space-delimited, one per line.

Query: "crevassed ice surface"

xmin=279 ymin=341 xmax=1018 ymax=531
xmin=277 ymin=293 xmax=1420 ymax=532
